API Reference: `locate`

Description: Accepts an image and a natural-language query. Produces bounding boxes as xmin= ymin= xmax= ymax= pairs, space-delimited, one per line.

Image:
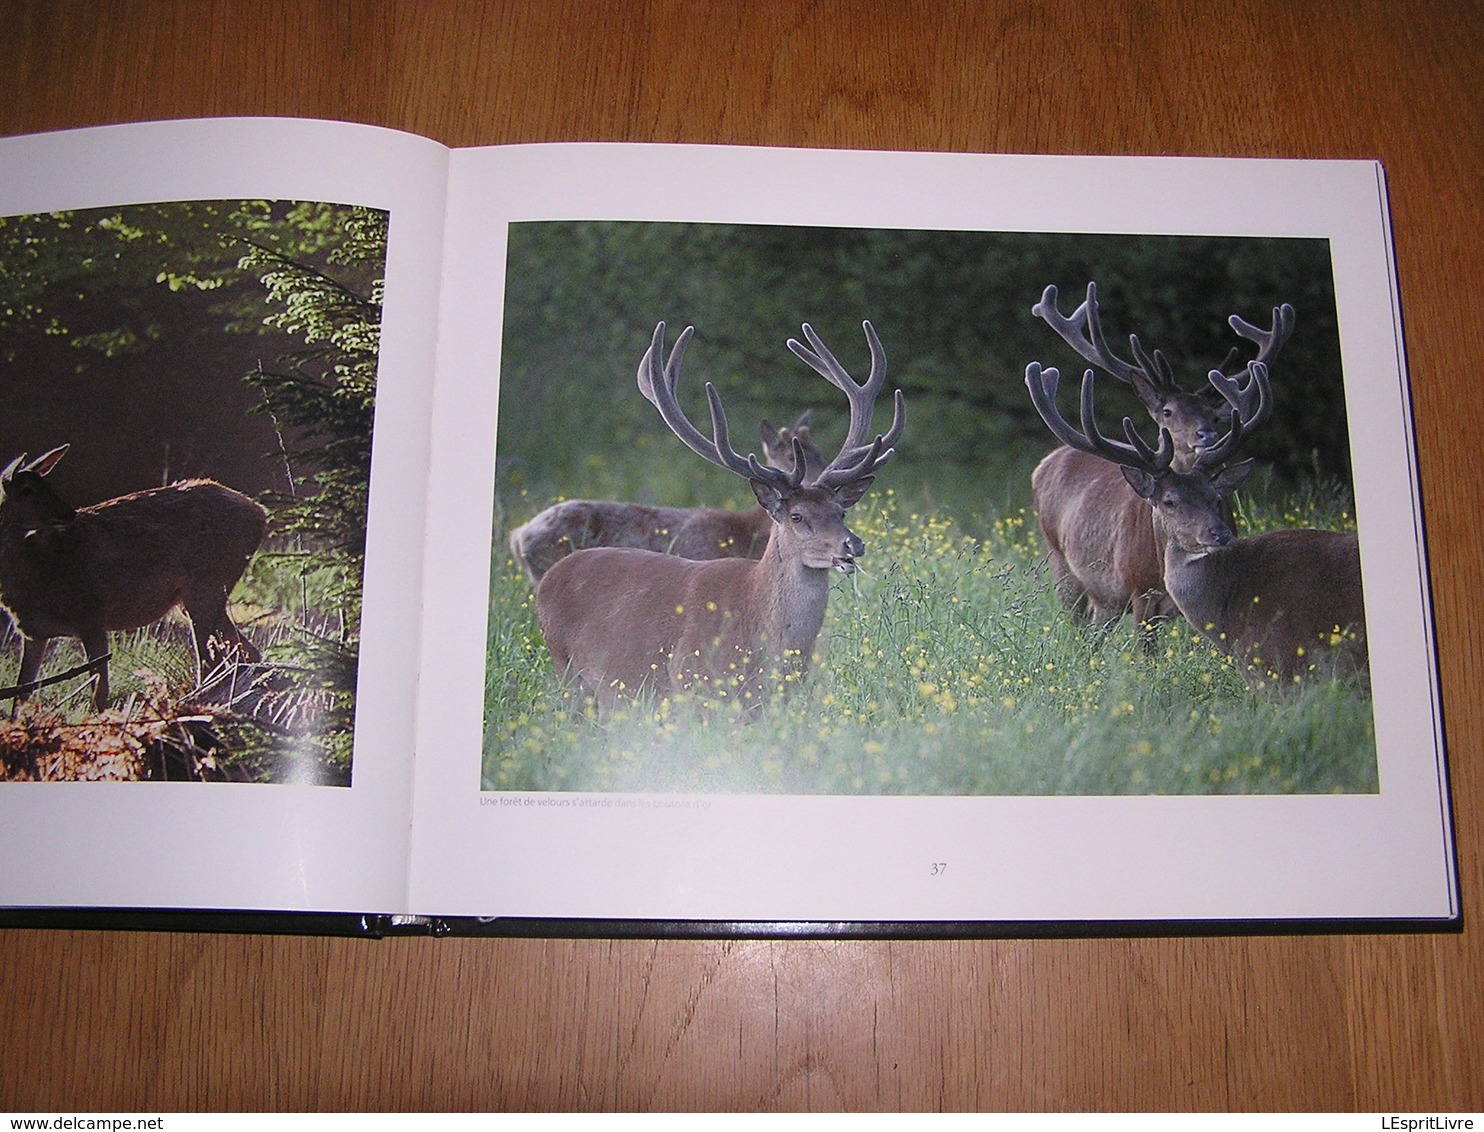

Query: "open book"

xmin=0 ymin=118 xmax=1458 ymax=934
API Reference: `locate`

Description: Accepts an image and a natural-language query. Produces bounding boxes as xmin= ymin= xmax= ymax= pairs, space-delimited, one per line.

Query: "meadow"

xmin=482 ymin=222 xmax=1371 ymax=796
xmin=481 ymin=478 xmax=1376 ymax=798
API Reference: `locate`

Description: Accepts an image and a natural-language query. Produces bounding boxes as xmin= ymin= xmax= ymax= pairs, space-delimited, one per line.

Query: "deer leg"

xmin=185 ymin=583 xmax=258 ymax=679
xmin=193 ymin=616 xmax=258 ymax=677
xmin=79 ymin=628 xmax=110 ymax=710
xmin=16 ymin=635 xmax=48 ymax=701
xmin=1131 ymin=589 xmax=1176 ymax=655
xmin=209 ymin=619 xmax=259 ymax=667
xmin=1050 ymin=565 xmax=1096 ymax=626
xmin=1087 ymin=595 xmax=1128 ymax=628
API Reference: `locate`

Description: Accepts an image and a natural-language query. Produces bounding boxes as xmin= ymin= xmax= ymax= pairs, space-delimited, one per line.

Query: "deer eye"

xmin=789 ymin=512 xmax=804 ymax=523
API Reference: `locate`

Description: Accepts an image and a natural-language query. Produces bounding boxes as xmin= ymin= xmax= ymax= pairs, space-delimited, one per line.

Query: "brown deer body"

xmin=1028 ymin=282 xmax=1293 ymax=635
xmin=508 ymin=415 xmax=822 ymax=583
xmin=538 ymin=485 xmax=864 ymax=706
xmin=536 ymin=320 xmax=902 ymax=709
xmin=1025 ymin=360 xmax=1367 ymax=690
xmin=0 ymin=446 xmax=267 ymax=709
xmin=1130 ymin=460 xmax=1366 ymax=689
xmin=1032 ymin=446 xmax=1168 ymax=625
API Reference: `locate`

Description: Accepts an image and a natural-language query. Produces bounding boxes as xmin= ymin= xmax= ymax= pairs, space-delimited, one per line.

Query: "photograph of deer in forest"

xmin=484 ymin=221 xmax=1374 ymax=796
xmin=0 ymin=199 xmax=385 ymax=785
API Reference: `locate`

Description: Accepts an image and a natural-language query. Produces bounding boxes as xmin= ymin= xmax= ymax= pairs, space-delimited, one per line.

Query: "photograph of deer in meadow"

xmin=0 ymin=199 xmax=385 ymax=785
xmin=484 ymin=221 xmax=1374 ymax=797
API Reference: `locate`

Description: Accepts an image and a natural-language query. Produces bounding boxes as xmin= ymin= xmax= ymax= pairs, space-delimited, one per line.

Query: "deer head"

xmin=636 ymin=320 xmax=904 ymax=575
xmin=1024 ymin=351 xmax=1271 ymax=511
xmin=1024 ymin=354 xmax=1364 ymax=691
xmin=1032 ymin=282 xmax=1293 ymax=470
xmin=536 ymin=319 xmax=904 ymax=708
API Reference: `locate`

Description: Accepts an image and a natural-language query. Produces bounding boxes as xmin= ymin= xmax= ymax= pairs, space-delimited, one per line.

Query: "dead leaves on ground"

xmin=1 ymin=694 xmax=243 ymax=783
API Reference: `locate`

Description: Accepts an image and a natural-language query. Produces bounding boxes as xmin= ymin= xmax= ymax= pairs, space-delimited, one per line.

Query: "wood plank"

xmin=0 ymin=0 xmax=1478 ymax=1112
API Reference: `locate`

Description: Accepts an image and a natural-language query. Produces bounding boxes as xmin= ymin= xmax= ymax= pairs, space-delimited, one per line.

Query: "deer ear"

xmin=26 ymin=445 xmax=70 ymax=477
xmin=751 ymin=479 xmax=788 ymax=518
xmin=1120 ymin=465 xmax=1157 ymax=500
xmin=832 ymin=476 xmax=874 ymax=509
xmin=1211 ymin=458 xmax=1255 ymax=496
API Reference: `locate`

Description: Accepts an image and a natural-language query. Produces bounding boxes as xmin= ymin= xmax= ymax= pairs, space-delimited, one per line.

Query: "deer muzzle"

xmin=1202 ymin=522 xmax=1235 ymax=550
xmin=832 ymin=531 xmax=866 ymax=573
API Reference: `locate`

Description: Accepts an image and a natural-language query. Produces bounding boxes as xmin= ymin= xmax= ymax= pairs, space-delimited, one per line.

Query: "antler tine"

xmin=637 ymin=321 xmax=800 ymax=489
xmin=1197 ymin=303 xmax=1287 ymax=459
xmin=830 ymin=384 xmax=905 ymax=474
xmin=787 ymin=320 xmax=889 ymax=455
xmin=813 ymin=388 xmax=905 ymax=490
xmin=788 ymin=320 xmax=904 ymax=486
xmin=1031 ymin=282 xmax=1145 ymax=387
xmin=1024 ymin=362 xmax=1172 ymax=475
xmin=1076 ymin=364 xmax=1175 ymax=473
xmin=1214 ymin=345 xmax=1245 ymax=376
xmin=1119 ymin=416 xmax=1174 ymax=472
xmin=637 ymin=321 xmax=708 ymax=458
xmin=1129 ymin=336 xmax=1180 ymax=396
xmin=703 ymin=383 xmax=800 ymax=487
xmin=1024 ymin=362 xmax=1079 ymax=451
xmin=1193 ymin=409 xmax=1246 ymax=471
xmin=1228 ymin=302 xmax=1296 ymax=371
xmin=1198 ymin=360 xmax=1272 ymax=468
xmin=1212 ymin=356 xmax=1272 ymax=428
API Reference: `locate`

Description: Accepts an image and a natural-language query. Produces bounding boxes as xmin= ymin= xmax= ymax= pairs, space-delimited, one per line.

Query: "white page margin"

xmin=0 ymin=118 xmax=448 ymax=913
xmin=411 ymin=143 xmax=1454 ymax=925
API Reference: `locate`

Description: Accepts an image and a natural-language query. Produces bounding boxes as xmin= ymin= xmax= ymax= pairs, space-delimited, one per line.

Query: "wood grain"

xmin=0 ymin=0 xmax=1479 ymax=1112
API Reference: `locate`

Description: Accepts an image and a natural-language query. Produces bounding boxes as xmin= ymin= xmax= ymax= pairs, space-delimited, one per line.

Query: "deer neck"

xmin=751 ymin=526 xmax=832 ymax=662
xmin=1153 ymin=513 xmax=1241 ymax=637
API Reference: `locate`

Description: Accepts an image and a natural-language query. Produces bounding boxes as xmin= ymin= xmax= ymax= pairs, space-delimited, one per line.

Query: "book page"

xmin=0 ymin=118 xmax=448 ymax=913
xmin=410 ymin=142 xmax=1455 ymax=927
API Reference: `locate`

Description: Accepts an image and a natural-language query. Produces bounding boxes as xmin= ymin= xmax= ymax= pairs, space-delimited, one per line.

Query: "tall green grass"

xmin=482 ymin=485 xmax=1375 ymax=796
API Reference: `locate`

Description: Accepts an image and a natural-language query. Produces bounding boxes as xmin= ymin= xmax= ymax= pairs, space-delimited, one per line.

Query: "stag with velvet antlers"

xmin=1024 ymin=355 xmax=1367 ymax=691
xmin=508 ymin=413 xmax=824 ymax=584
xmin=536 ymin=320 xmax=903 ymax=709
xmin=1028 ymin=282 xmax=1294 ymax=640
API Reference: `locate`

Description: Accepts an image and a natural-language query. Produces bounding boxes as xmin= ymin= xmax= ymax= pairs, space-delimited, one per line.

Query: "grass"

xmin=481 ymin=485 xmax=1376 ymax=797
xmin=0 ymin=544 xmax=358 ymax=785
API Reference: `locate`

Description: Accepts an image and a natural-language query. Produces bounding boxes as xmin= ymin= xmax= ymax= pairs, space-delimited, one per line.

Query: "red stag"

xmin=1028 ymin=282 xmax=1294 ymax=637
xmin=0 ymin=445 xmax=267 ymax=709
xmin=1024 ymin=359 xmax=1366 ymax=690
xmin=536 ymin=320 xmax=903 ymax=709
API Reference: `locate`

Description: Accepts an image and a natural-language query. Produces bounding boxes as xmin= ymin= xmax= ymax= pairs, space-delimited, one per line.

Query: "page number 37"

xmin=930 ymin=862 xmax=948 ymax=876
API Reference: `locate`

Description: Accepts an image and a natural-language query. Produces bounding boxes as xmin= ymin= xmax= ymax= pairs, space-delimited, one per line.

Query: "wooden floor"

xmin=1 ymin=0 xmax=1480 ymax=1112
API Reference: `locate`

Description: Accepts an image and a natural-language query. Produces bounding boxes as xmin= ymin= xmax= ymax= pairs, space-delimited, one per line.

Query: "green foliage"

xmin=0 ymin=200 xmax=383 ymax=359
xmin=243 ymin=209 xmax=384 ymax=555
xmin=482 ymin=484 xmax=1376 ymax=797
xmin=498 ymin=222 xmax=1350 ymax=515
xmin=237 ymin=205 xmax=387 ymax=782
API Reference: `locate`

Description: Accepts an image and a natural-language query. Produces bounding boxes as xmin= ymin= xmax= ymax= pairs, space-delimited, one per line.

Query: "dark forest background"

xmin=0 ymin=201 xmax=379 ymax=504
xmin=496 ymin=222 xmax=1349 ymax=527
